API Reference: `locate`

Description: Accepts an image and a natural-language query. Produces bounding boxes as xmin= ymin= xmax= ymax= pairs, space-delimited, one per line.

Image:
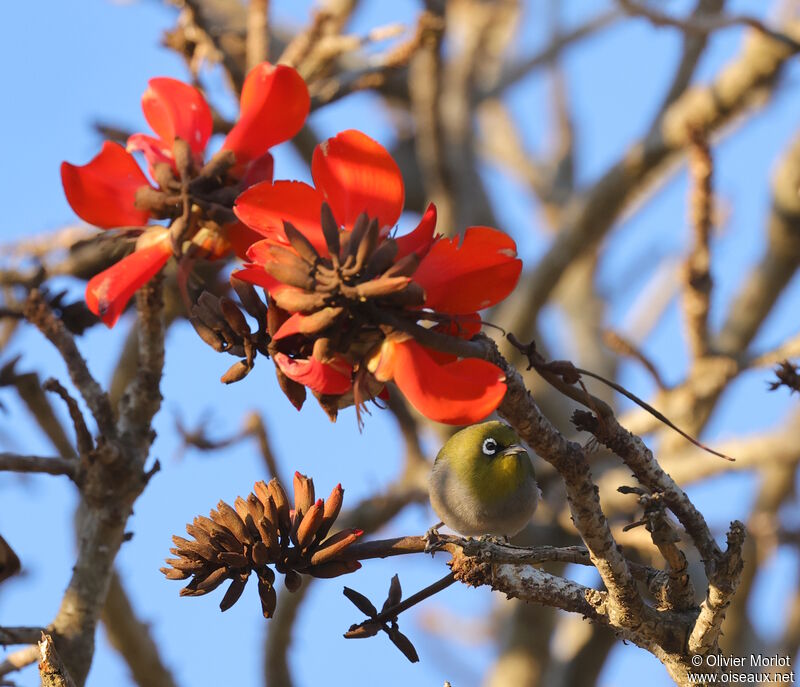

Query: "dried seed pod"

xmin=191 ymin=566 xmax=229 ymax=594
xmin=309 ymin=528 xmax=362 ymax=566
xmin=251 ymin=540 xmax=270 ymax=567
xmin=172 ymin=137 xmax=193 ymax=177
xmin=231 ymin=277 xmax=268 ymax=325
xmin=161 ymin=566 xmax=190 ymax=580
xmin=214 ymin=501 xmax=252 ymax=545
xmin=307 ymin=560 xmax=362 ymax=579
xmin=293 ymin=472 xmax=315 ymax=518
xmin=316 ymin=484 xmax=344 ymax=541
xmin=312 ymin=337 xmax=332 ymax=363
xmin=320 ymin=203 xmax=341 ymax=260
xmin=295 ymin=499 xmax=325 ymax=550
xmin=190 ymin=316 xmax=226 ymax=352
xmin=344 ymin=622 xmax=381 ymax=639
xmin=345 ymin=212 xmax=369 ymax=260
xmin=221 ymin=360 xmax=250 ymax=384
xmin=266 ymin=478 xmax=293 ymax=535
xmin=219 ymin=297 xmax=250 ymax=338
xmin=262 ymin=260 xmax=315 ymax=291
xmin=382 ymin=574 xmax=402 ymax=611
xmin=258 ymin=578 xmax=277 ymax=618
xmin=283 ymin=221 xmax=320 ymax=264
xmin=297 ymin=307 xmax=344 ymax=335
xmin=384 ymin=252 xmax=420 ymax=278
xmin=354 ymin=277 xmax=411 ymax=300
xmin=365 ymin=238 xmax=398 ymax=277
xmin=352 ymin=218 xmax=380 ymax=273
xmin=219 ymin=575 xmax=248 ymax=612
xmin=274 ymin=367 xmax=307 ymax=410
xmin=284 ymin=569 xmax=302 ymax=592
xmin=343 ymin=586 xmax=378 ymax=617
xmin=218 ymin=551 xmax=249 ymax=568
xmin=272 ymin=289 xmax=328 ymax=314
xmin=164 ymin=557 xmax=205 ymax=573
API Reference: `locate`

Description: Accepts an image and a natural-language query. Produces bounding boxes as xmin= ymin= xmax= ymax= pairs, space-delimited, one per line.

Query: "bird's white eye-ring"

xmin=482 ymin=438 xmax=498 ymax=456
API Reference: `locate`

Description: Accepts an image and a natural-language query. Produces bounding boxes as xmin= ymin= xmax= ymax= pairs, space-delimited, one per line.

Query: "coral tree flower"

xmin=61 ymin=63 xmax=309 ymax=327
xmin=233 ymin=129 xmax=522 ymax=425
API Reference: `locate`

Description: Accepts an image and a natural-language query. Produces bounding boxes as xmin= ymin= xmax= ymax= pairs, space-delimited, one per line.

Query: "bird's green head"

xmin=435 ymin=421 xmax=533 ymax=504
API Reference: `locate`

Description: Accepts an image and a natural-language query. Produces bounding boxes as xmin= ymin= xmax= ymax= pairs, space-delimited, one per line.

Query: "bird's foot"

xmin=424 ymin=522 xmax=445 ymax=554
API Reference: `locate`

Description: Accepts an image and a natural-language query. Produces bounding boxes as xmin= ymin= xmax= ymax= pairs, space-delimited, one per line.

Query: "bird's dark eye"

xmin=482 ymin=438 xmax=498 ymax=456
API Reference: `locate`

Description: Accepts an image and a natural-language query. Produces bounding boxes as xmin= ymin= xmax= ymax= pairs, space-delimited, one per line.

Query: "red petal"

xmin=85 ymin=240 xmax=171 ymax=327
xmin=395 ymin=203 xmax=437 ymax=260
xmin=61 ymin=142 xmax=152 ymax=229
xmin=234 ymin=181 xmax=327 ymax=255
xmin=126 ymin=133 xmax=174 ymax=173
xmin=386 ymin=339 xmax=506 ymax=425
xmin=273 ymin=313 xmax=304 ymax=340
xmin=227 ymin=222 xmax=265 ymax=260
xmin=141 ymin=78 xmax=212 ymax=156
xmin=241 ymin=152 xmax=275 ymax=188
xmin=273 ymin=353 xmax=352 ymax=395
xmin=414 ymin=227 xmax=522 ymax=314
xmin=311 ymin=130 xmax=404 ymax=230
xmin=231 ymin=264 xmax=290 ymax=293
xmin=223 ymin=63 xmax=309 ymax=169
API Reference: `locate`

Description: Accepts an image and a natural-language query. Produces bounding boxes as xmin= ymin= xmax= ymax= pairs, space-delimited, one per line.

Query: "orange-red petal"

xmin=273 ymin=353 xmax=352 ymax=395
xmin=231 ymin=264 xmax=289 ymax=293
xmin=413 ymin=227 xmax=522 ymax=314
xmin=85 ymin=240 xmax=172 ymax=327
xmin=223 ymin=63 xmax=309 ymax=169
xmin=311 ymin=130 xmax=404 ymax=230
xmin=234 ymin=181 xmax=327 ymax=255
xmin=273 ymin=312 xmax=308 ymax=339
xmin=227 ymin=222 xmax=266 ymax=260
xmin=241 ymin=151 xmax=275 ymax=188
xmin=376 ymin=338 xmax=506 ymax=425
xmin=61 ymin=142 xmax=152 ymax=229
xmin=395 ymin=203 xmax=437 ymax=260
xmin=141 ymin=77 xmax=212 ymax=156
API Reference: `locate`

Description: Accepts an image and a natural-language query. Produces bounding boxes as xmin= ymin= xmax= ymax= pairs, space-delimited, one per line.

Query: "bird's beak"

xmin=500 ymin=443 xmax=527 ymax=458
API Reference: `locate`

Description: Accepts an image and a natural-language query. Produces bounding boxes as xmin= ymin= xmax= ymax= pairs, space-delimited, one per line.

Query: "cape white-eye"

xmin=428 ymin=421 xmax=538 ymax=538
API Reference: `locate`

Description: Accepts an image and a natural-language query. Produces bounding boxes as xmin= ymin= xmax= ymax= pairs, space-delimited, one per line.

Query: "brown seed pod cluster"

xmin=162 ymin=472 xmax=363 ymax=617
xmin=259 ymin=202 xmax=430 ymax=418
xmin=189 ymin=284 xmax=270 ymax=384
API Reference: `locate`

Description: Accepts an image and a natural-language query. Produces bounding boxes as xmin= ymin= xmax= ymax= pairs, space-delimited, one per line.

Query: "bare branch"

xmin=38 ymin=634 xmax=77 ymax=687
xmin=0 ymin=453 xmax=77 ymax=479
xmin=618 ymin=0 xmax=800 ymax=52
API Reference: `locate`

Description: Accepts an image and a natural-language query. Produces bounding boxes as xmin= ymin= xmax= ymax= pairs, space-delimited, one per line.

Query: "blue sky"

xmin=2 ymin=1 xmax=800 ymax=685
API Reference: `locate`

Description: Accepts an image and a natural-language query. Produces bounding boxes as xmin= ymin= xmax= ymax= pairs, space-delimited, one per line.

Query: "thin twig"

xmin=618 ymin=0 xmax=800 ymax=52
xmin=246 ymin=0 xmax=269 ymax=69
xmin=683 ymin=126 xmax=713 ymax=359
xmin=0 ymin=453 xmax=77 ymax=479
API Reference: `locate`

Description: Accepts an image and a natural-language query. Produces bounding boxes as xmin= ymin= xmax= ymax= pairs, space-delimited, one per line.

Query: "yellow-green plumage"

xmin=429 ymin=421 xmax=538 ymax=537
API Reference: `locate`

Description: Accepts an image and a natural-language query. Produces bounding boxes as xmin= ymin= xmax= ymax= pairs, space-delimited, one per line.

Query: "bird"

xmin=427 ymin=421 xmax=538 ymax=539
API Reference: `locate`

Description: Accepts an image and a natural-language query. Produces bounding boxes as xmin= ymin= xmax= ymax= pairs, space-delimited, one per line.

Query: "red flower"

xmin=61 ymin=63 xmax=309 ymax=327
xmin=233 ymin=129 xmax=521 ymax=425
